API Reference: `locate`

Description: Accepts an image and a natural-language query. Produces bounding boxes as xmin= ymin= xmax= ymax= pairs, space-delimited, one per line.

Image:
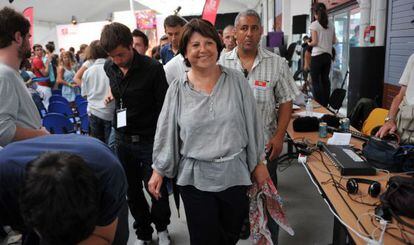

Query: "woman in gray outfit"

xmin=148 ymin=19 xmax=270 ymax=245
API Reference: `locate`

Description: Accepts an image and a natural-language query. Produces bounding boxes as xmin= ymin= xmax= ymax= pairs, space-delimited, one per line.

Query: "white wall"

xmin=33 ymin=21 xmax=58 ymax=48
xmin=282 ymin=0 xmax=291 ymax=44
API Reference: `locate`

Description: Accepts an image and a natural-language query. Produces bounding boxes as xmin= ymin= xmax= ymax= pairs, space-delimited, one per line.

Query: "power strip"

xmin=298 ymin=153 xmax=307 ymax=164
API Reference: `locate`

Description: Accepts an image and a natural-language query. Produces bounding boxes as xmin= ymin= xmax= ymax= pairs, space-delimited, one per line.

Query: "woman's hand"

xmin=252 ymin=162 xmax=270 ymax=187
xmin=148 ymin=170 xmax=164 ymax=200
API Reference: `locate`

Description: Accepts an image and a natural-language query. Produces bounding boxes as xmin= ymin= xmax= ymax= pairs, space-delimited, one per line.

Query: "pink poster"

xmin=135 ymin=10 xmax=156 ymax=30
xmin=23 ymin=7 xmax=34 ymax=47
xmin=202 ymin=0 xmax=220 ymax=25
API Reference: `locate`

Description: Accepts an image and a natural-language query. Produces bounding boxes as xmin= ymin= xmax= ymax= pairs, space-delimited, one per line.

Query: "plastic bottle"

xmin=306 ymin=98 xmax=313 ymax=116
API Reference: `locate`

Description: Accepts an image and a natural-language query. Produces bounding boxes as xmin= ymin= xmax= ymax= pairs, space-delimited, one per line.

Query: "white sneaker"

xmin=135 ymin=239 xmax=151 ymax=245
xmin=157 ymin=230 xmax=171 ymax=245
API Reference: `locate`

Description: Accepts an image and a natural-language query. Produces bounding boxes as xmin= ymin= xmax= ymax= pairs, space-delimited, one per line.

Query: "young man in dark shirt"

xmin=0 ymin=135 xmax=128 ymax=245
xmin=100 ymin=22 xmax=171 ymax=245
xmin=160 ymin=15 xmax=186 ymax=65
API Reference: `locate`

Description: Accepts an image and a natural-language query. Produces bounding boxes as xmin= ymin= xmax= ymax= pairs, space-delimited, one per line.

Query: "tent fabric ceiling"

xmin=0 ymin=0 xmax=260 ymax=25
xmin=0 ymin=0 xmax=146 ymax=24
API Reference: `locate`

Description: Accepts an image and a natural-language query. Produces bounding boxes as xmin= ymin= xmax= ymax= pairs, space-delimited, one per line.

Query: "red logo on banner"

xmin=201 ymin=0 xmax=220 ymax=25
xmin=23 ymin=7 xmax=34 ymax=48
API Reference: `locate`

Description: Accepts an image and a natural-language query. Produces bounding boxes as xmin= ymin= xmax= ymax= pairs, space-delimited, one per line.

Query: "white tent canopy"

xmin=0 ymin=0 xmax=260 ymax=49
xmin=0 ymin=0 xmax=260 ymax=25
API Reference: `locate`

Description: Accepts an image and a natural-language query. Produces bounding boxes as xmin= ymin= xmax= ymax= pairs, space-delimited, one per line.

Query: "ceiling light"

xmin=107 ymin=12 xmax=113 ymax=22
xmin=71 ymin=15 xmax=77 ymax=25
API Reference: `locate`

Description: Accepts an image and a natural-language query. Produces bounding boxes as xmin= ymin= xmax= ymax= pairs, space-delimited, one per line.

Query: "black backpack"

xmin=362 ymin=137 xmax=414 ymax=172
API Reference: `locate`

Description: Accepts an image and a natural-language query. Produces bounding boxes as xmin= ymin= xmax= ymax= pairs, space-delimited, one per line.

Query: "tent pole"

xmin=129 ymin=0 xmax=135 ymax=15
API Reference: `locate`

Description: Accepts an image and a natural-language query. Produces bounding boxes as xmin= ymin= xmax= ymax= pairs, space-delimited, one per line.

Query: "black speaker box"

xmin=292 ymin=15 xmax=308 ymax=34
xmin=347 ymin=46 xmax=385 ymax=117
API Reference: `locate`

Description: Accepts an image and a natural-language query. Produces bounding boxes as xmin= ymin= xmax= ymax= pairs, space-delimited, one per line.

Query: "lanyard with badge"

xmin=114 ymin=73 xmax=130 ymax=129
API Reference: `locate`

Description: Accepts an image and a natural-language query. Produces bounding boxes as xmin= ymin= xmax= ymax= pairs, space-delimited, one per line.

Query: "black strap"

xmin=114 ymin=71 xmax=131 ymax=109
xmin=340 ymin=70 xmax=349 ymax=89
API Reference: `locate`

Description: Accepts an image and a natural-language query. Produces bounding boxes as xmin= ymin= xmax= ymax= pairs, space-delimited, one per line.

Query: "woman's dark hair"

xmin=313 ymin=3 xmax=328 ymax=29
xmin=100 ymin=22 xmax=133 ymax=53
xmin=0 ymin=7 xmax=31 ymax=49
xmin=151 ymin=45 xmax=161 ymax=60
xmin=85 ymin=40 xmax=108 ymax=60
xmin=20 ymin=152 xmax=99 ymax=245
xmin=45 ymin=42 xmax=55 ymax=53
xmin=179 ymin=18 xmax=223 ymax=67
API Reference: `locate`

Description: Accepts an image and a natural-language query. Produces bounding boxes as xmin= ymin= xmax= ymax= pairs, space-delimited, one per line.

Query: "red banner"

xmin=23 ymin=7 xmax=34 ymax=48
xmin=201 ymin=0 xmax=220 ymax=25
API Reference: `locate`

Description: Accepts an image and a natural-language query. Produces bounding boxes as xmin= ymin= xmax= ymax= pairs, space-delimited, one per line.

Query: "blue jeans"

xmin=88 ymin=114 xmax=112 ymax=144
xmin=115 ymin=136 xmax=171 ymax=240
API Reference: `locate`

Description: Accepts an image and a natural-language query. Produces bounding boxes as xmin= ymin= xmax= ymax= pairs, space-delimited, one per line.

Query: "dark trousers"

xmin=310 ymin=53 xmax=332 ymax=107
xmin=88 ymin=114 xmax=112 ymax=144
xmin=116 ymin=138 xmax=171 ymax=241
xmin=267 ymin=158 xmax=280 ymax=245
xmin=180 ymin=185 xmax=249 ymax=245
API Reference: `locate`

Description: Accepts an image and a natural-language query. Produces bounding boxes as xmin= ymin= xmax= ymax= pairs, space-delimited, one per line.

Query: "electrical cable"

xmin=298 ymin=155 xmax=375 ymax=242
xmin=315 ymin=150 xmax=372 ymax=237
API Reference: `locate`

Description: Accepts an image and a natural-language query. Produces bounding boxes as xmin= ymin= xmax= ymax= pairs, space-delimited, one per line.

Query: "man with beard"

xmin=0 ymin=7 xmax=49 ymax=147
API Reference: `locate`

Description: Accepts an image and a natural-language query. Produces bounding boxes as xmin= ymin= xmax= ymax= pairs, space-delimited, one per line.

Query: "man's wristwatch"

xmin=385 ymin=116 xmax=395 ymax=123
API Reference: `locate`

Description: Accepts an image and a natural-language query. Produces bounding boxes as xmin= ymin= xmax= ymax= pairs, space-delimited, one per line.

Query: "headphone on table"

xmin=346 ymin=178 xmax=381 ymax=198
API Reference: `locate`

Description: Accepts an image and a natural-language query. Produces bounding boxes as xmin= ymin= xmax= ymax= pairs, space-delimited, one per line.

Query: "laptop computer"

xmin=321 ymin=143 xmax=376 ymax=176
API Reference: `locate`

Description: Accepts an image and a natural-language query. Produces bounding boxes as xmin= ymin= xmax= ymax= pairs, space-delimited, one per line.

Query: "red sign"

xmin=201 ymin=0 xmax=220 ymax=25
xmin=254 ymin=80 xmax=267 ymax=87
xmin=23 ymin=7 xmax=34 ymax=48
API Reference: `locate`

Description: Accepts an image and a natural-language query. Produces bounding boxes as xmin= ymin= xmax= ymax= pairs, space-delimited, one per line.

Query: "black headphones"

xmin=346 ymin=178 xmax=381 ymax=198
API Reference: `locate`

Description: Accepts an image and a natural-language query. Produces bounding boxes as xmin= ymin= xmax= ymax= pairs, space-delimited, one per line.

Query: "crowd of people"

xmin=0 ymin=2 xmax=413 ymax=245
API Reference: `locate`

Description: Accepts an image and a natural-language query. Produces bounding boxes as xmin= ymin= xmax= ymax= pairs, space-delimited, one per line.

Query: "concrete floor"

xmin=126 ymin=159 xmax=334 ymax=245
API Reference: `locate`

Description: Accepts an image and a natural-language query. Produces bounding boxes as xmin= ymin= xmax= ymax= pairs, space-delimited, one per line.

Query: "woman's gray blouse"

xmin=152 ymin=66 xmax=265 ymax=192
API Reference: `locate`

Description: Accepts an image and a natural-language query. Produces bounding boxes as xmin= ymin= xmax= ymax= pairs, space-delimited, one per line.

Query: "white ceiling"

xmin=0 ymin=0 xmax=260 ymax=25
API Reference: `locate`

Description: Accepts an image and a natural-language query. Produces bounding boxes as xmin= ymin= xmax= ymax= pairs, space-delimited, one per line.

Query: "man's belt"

xmin=115 ymin=132 xmax=153 ymax=143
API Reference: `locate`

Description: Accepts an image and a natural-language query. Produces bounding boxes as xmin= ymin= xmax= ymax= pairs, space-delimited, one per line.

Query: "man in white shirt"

xmin=219 ymin=9 xmax=299 ymax=244
xmin=376 ymin=53 xmax=414 ymax=144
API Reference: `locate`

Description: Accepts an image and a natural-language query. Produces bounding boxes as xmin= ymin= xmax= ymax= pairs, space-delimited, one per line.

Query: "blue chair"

xmin=77 ymin=101 xmax=88 ymax=117
xmin=49 ymin=95 xmax=69 ymax=105
xmin=31 ymin=93 xmax=47 ymax=118
xmin=51 ymin=89 xmax=62 ymax=96
xmin=75 ymin=95 xmax=86 ymax=106
xmin=48 ymin=102 xmax=75 ymax=123
xmin=79 ymin=114 xmax=89 ymax=134
xmin=42 ymin=113 xmax=75 ymax=134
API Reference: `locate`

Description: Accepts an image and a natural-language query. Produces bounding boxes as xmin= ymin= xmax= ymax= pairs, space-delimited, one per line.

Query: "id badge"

xmin=254 ymin=80 xmax=270 ymax=91
xmin=116 ymin=108 xmax=127 ymax=128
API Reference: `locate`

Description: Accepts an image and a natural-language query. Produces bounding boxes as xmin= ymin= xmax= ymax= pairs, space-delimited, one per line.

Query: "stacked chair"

xmin=41 ymin=93 xmax=89 ymax=135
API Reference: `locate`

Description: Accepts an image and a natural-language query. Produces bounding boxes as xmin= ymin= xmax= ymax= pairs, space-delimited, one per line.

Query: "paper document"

xmin=295 ymin=111 xmax=325 ymax=118
xmin=327 ymin=132 xmax=351 ymax=145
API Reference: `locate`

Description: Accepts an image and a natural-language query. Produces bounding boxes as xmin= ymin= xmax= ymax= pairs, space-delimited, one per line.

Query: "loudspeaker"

xmin=347 ymin=46 xmax=385 ymax=117
xmin=346 ymin=178 xmax=381 ymax=197
xmin=292 ymin=15 xmax=308 ymax=34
